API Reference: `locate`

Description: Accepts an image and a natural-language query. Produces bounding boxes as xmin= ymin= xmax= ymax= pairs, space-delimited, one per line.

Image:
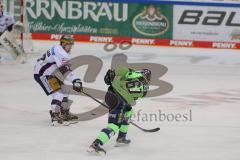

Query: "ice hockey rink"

xmin=0 ymin=41 xmax=240 ymax=160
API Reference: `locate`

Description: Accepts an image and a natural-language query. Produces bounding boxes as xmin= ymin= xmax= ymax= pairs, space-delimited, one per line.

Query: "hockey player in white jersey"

xmin=0 ymin=2 xmax=15 ymax=35
xmin=34 ymin=35 xmax=83 ymax=125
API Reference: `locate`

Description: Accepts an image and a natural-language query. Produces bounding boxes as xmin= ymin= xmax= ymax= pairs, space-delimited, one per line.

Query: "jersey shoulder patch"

xmin=52 ymin=45 xmax=70 ymax=65
xmin=51 ymin=46 xmax=56 ymax=55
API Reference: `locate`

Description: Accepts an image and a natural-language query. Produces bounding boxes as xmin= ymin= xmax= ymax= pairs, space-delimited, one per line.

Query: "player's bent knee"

xmin=107 ymin=123 xmax=119 ymax=134
xmin=52 ymin=92 xmax=64 ymax=101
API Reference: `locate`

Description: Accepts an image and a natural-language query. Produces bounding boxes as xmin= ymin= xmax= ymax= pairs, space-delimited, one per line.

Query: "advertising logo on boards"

xmin=133 ymin=5 xmax=169 ymax=36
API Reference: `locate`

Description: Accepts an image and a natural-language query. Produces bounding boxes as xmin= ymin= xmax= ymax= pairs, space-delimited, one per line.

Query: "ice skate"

xmin=49 ymin=110 xmax=63 ymax=126
xmin=60 ymin=108 xmax=78 ymax=121
xmin=115 ymin=132 xmax=131 ymax=147
xmin=87 ymin=140 xmax=106 ymax=155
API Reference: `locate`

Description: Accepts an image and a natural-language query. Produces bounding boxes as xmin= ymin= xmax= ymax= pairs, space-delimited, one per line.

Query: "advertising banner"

xmin=22 ymin=0 xmax=173 ymax=39
xmin=173 ymin=5 xmax=240 ymax=42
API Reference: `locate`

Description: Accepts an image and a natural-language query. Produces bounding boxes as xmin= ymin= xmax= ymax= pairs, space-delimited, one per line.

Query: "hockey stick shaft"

xmin=82 ymin=91 xmax=108 ymax=109
xmin=81 ymin=91 xmax=160 ymax=132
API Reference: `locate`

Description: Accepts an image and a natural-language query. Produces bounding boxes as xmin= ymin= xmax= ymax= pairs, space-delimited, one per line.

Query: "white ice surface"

xmin=0 ymin=41 xmax=240 ymax=160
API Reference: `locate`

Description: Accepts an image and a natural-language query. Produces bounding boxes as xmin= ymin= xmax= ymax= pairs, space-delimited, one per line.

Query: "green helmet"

xmin=125 ymin=69 xmax=151 ymax=84
xmin=125 ymin=71 xmax=143 ymax=80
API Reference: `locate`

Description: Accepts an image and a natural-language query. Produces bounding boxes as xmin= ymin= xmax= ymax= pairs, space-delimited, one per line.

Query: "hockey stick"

xmin=130 ymin=121 xmax=160 ymax=133
xmin=81 ymin=90 xmax=160 ymax=133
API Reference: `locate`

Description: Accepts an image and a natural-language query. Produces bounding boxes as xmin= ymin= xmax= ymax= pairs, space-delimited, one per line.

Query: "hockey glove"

xmin=104 ymin=69 xmax=115 ymax=85
xmin=73 ymin=79 xmax=83 ymax=92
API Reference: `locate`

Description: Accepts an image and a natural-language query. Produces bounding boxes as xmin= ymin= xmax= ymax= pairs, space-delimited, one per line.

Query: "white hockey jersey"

xmin=34 ymin=44 xmax=77 ymax=82
xmin=0 ymin=11 xmax=15 ymax=33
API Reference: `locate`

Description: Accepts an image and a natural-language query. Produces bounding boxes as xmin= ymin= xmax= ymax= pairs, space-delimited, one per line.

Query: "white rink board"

xmin=173 ymin=5 xmax=240 ymax=42
xmin=0 ymin=41 xmax=240 ymax=160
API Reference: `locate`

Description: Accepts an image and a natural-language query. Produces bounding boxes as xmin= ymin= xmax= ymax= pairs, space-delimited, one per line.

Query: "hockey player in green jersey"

xmin=88 ymin=67 xmax=151 ymax=155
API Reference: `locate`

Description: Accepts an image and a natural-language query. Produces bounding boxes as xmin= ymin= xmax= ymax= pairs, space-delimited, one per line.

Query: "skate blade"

xmin=51 ymin=121 xmax=70 ymax=127
xmin=68 ymin=120 xmax=79 ymax=124
xmin=51 ymin=121 xmax=61 ymax=127
xmin=87 ymin=147 xmax=106 ymax=156
xmin=114 ymin=142 xmax=130 ymax=147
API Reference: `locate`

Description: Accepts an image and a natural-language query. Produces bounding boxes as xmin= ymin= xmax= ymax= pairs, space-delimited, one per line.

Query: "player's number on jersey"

xmin=126 ymin=81 xmax=142 ymax=94
xmin=37 ymin=50 xmax=51 ymax=62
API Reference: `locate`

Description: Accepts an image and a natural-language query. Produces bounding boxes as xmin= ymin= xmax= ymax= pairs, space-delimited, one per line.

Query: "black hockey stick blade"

xmin=130 ymin=121 xmax=160 ymax=133
xmin=142 ymin=127 xmax=160 ymax=133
